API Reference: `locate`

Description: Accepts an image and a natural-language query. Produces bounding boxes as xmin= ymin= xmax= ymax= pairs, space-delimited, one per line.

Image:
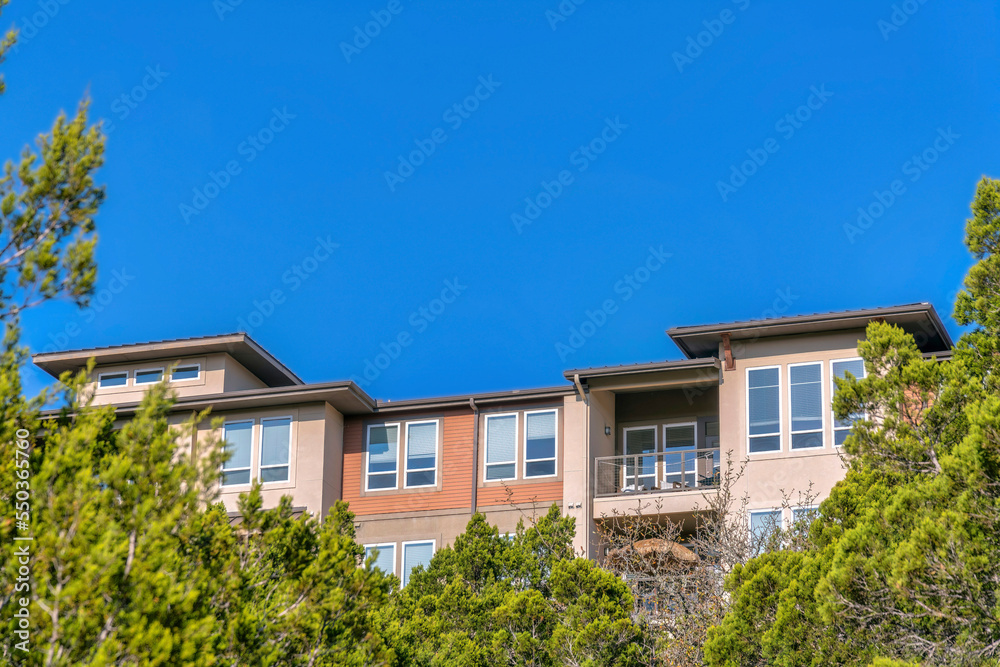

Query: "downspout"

xmin=470 ymin=397 xmax=479 ymax=517
xmin=573 ymin=374 xmax=592 ymax=559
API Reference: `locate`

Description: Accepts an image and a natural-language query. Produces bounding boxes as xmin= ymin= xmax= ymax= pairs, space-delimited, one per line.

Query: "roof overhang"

xmin=32 ymin=333 xmax=302 ymax=387
xmin=564 ymin=357 xmax=721 ymax=393
xmin=375 ymin=386 xmax=574 ymax=412
xmin=668 ymin=303 xmax=952 ymax=359
xmin=47 ymin=381 xmax=376 ymax=419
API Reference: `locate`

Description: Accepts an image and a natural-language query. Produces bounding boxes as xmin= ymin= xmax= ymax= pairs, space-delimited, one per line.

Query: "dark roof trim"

xmin=563 ymin=357 xmax=720 ymax=382
xmin=44 ymin=380 xmax=376 ymax=419
xmin=668 ymin=303 xmax=952 ymax=358
xmin=32 ymin=333 xmax=303 ymax=387
xmin=374 ymin=385 xmax=574 ymax=412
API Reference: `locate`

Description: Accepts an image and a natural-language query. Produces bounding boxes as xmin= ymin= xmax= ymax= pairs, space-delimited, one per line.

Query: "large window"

xmin=747 ymin=367 xmax=781 ymax=453
xmin=405 ymin=421 xmax=438 ymax=488
xmin=749 ymin=509 xmax=782 ymax=554
xmin=524 ymin=410 xmax=557 ymax=478
xmin=623 ymin=426 xmax=656 ymax=490
xmin=485 ymin=414 xmax=517 ymax=481
xmin=789 ymin=362 xmax=823 ymax=449
xmin=366 ymin=424 xmax=399 ymax=490
xmin=402 ymin=540 xmax=435 ymax=587
xmin=260 ymin=417 xmax=291 ymax=482
xmin=832 ymin=358 xmax=866 ymax=446
xmin=365 ymin=543 xmax=395 ymax=576
xmin=222 ymin=421 xmax=253 ymax=486
xmin=662 ymin=423 xmax=697 ymax=488
xmin=98 ymin=371 xmax=128 ymax=388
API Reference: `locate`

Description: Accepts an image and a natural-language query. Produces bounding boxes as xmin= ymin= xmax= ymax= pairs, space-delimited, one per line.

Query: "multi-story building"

xmin=32 ymin=303 xmax=951 ymax=582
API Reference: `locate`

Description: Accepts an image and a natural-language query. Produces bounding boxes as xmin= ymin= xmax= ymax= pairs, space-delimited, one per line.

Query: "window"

xmin=623 ymin=426 xmax=656 ymax=490
xmin=524 ymin=410 xmax=557 ymax=478
xmin=259 ymin=417 xmax=291 ymax=482
xmin=405 ymin=421 xmax=438 ymax=488
xmin=171 ymin=364 xmax=200 ymax=381
xmin=401 ymin=540 xmax=435 ymax=587
xmin=749 ymin=509 xmax=782 ymax=554
xmin=222 ymin=421 xmax=253 ymax=486
xmin=747 ymin=367 xmax=781 ymax=453
xmin=832 ymin=358 xmax=866 ymax=446
xmin=98 ymin=371 xmax=128 ymax=388
xmin=662 ymin=423 xmax=697 ymax=488
xmin=365 ymin=543 xmax=395 ymax=576
xmin=789 ymin=363 xmax=823 ymax=449
xmin=366 ymin=424 xmax=399 ymax=490
xmin=485 ymin=414 xmax=517 ymax=481
xmin=134 ymin=368 xmax=164 ymax=384
xmin=792 ymin=505 xmax=819 ymax=526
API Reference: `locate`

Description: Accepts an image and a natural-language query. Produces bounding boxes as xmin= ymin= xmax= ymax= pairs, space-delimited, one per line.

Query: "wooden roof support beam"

xmin=721 ymin=333 xmax=735 ymax=371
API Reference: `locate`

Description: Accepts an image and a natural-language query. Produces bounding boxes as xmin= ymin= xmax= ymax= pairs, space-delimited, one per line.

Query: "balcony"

xmin=595 ymin=449 xmax=720 ymax=497
xmin=592 ymin=449 xmax=721 ymax=518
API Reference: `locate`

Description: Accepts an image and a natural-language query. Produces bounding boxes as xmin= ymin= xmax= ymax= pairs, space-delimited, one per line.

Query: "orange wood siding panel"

xmin=343 ymin=412 xmax=475 ymax=516
xmin=477 ymin=481 xmax=563 ymax=508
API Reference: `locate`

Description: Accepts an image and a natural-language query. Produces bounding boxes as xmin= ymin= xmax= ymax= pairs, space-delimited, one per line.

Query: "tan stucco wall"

xmin=720 ymin=329 xmax=864 ymax=515
xmin=87 ymin=352 xmax=267 ymax=405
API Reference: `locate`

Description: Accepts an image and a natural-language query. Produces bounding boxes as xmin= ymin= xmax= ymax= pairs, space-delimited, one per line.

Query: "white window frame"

xmin=170 ymin=363 xmax=201 ymax=382
xmin=522 ymin=409 xmax=558 ymax=479
xmin=134 ymin=367 xmax=165 ymax=385
xmin=746 ymin=365 xmax=783 ymax=454
xmin=790 ymin=504 xmax=820 ymax=526
xmin=484 ymin=412 xmax=519 ymax=482
xmin=97 ymin=371 xmax=130 ymax=389
xmin=622 ymin=425 xmax=658 ymax=491
xmin=401 ymin=539 xmax=436 ymax=587
xmin=258 ymin=415 xmax=293 ymax=484
xmin=748 ymin=508 xmax=783 ymax=544
xmin=364 ymin=542 xmax=396 ymax=576
xmin=221 ymin=419 xmax=255 ymax=488
xmin=788 ymin=361 xmax=825 ymax=450
xmin=403 ymin=419 xmax=439 ymax=489
xmin=661 ymin=421 xmax=699 ymax=489
xmin=365 ymin=422 xmax=400 ymax=492
xmin=831 ymin=357 xmax=866 ymax=448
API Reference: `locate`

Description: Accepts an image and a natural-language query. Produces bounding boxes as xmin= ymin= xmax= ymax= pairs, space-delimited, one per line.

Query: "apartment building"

xmin=32 ymin=302 xmax=951 ymax=583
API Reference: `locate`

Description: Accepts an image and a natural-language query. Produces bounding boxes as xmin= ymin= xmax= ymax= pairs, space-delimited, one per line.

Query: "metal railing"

xmin=594 ymin=449 xmax=721 ymax=498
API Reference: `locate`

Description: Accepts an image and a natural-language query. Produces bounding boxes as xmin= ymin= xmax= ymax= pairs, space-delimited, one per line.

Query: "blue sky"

xmin=3 ymin=0 xmax=997 ymax=400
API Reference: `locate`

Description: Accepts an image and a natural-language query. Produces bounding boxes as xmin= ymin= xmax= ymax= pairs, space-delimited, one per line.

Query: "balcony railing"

xmin=594 ymin=449 xmax=721 ymax=498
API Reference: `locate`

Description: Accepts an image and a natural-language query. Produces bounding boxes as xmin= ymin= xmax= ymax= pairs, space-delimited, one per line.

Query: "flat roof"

xmin=668 ymin=303 xmax=952 ymax=359
xmin=32 ymin=333 xmax=303 ymax=387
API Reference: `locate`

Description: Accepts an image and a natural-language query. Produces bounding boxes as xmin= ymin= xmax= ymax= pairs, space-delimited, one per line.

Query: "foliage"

xmin=704 ymin=178 xmax=1000 ymax=666
xmin=377 ymin=507 xmax=656 ymax=666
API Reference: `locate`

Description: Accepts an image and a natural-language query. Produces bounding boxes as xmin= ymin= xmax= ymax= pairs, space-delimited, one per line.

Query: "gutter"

xmin=470 ymin=397 xmax=479 ymax=516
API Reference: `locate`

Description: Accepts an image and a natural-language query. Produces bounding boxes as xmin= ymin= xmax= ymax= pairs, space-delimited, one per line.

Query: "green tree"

xmin=704 ymin=177 xmax=1000 ymax=666
xmin=377 ymin=507 xmax=656 ymax=667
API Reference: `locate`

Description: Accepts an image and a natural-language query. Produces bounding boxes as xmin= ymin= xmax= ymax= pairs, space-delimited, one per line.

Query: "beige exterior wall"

xmin=87 ymin=352 xmax=267 ymax=406
xmin=720 ymin=330 xmax=864 ymax=520
xmin=197 ymin=401 xmax=342 ymax=517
